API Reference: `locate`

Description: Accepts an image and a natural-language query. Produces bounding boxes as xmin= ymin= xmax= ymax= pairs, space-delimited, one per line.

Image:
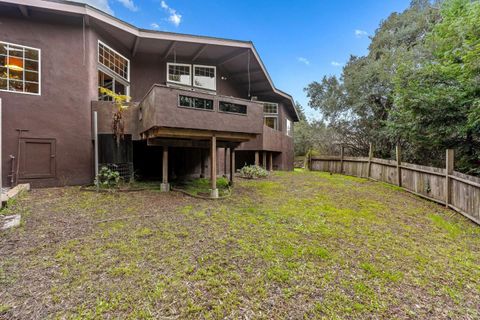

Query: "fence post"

xmin=445 ymin=149 xmax=454 ymax=208
xmin=340 ymin=145 xmax=344 ymax=174
xmin=396 ymin=144 xmax=402 ymax=187
xmin=367 ymin=143 xmax=373 ymax=178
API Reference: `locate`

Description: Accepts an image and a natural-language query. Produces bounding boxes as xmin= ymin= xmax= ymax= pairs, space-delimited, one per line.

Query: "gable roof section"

xmin=0 ymin=0 xmax=299 ymax=121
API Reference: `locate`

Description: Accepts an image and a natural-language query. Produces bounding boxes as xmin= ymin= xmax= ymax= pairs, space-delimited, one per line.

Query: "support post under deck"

xmin=160 ymin=146 xmax=169 ymax=192
xmin=210 ymin=136 xmax=218 ymax=198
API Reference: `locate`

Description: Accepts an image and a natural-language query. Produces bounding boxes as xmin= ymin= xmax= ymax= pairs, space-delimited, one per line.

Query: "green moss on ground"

xmin=1 ymin=171 xmax=479 ymax=319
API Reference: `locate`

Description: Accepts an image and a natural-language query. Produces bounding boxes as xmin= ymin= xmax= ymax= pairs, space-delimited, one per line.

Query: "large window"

xmin=98 ymin=41 xmax=129 ymax=81
xmin=219 ymin=101 xmax=247 ymax=114
xmin=0 ymin=41 xmax=40 ymax=95
xmin=178 ymin=95 xmax=213 ymax=110
xmin=98 ymin=41 xmax=129 ymax=101
xmin=168 ymin=63 xmax=191 ymax=86
xmin=263 ymin=102 xmax=278 ymax=130
xmin=193 ymin=65 xmax=216 ymax=91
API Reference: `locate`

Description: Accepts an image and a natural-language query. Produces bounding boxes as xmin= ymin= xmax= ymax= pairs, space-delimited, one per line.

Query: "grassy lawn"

xmin=1 ymin=171 xmax=479 ymax=319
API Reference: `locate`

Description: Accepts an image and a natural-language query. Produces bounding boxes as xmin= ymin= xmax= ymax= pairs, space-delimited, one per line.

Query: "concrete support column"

xmin=269 ymin=152 xmax=273 ymax=171
xmin=160 ymin=146 xmax=170 ymax=192
xmin=210 ymin=135 xmax=218 ymax=198
xmin=262 ymin=152 xmax=267 ymax=169
xmin=255 ymin=151 xmax=260 ymax=166
xmin=229 ymin=148 xmax=235 ymax=185
xmin=200 ymin=149 xmax=205 ymax=178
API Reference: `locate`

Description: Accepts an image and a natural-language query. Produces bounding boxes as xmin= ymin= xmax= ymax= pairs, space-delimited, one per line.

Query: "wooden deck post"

xmin=255 ymin=151 xmax=259 ymax=166
xmin=445 ymin=149 xmax=454 ymax=207
xmin=269 ymin=152 xmax=273 ymax=171
xmin=262 ymin=152 xmax=267 ymax=169
xmin=396 ymin=144 xmax=402 ymax=187
xmin=229 ymin=148 xmax=235 ymax=185
xmin=367 ymin=143 xmax=373 ymax=178
xmin=210 ymin=135 xmax=218 ymax=198
xmin=340 ymin=145 xmax=344 ymax=174
xmin=200 ymin=149 xmax=205 ymax=178
xmin=224 ymin=147 xmax=228 ymax=177
xmin=160 ymin=146 xmax=169 ymax=192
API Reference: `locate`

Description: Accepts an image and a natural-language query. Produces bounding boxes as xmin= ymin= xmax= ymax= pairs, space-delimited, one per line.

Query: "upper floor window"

xmin=286 ymin=118 xmax=293 ymax=137
xmin=98 ymin=41 xmax=130 ymax=101
xmin=193 ymin=65 xmax=216 ymax=91
xmin=219 ymin=101 xmax=247 ymax=114
xmin=0 ymin=41 xmax=40 ymax=95
xmin=168 ymin=63 xmax=191 ymax=86
xmin=263 ymin=102 xmax=278 ymax=130
xmin=167 ymin=63 xmax=216 ymax=91
xmin=98 ymin=41 xmax=129 ymax=81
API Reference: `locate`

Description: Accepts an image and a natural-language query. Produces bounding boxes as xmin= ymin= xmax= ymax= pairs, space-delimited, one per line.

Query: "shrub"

xmin=95 ymin=166 xmax=121 ymax=188
xmin=239 ymin=165 xmax=269 ymax=179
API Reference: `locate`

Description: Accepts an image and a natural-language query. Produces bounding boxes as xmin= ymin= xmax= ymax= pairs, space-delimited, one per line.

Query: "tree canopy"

xmin=302 ymin=0 xmax=480 ymax=173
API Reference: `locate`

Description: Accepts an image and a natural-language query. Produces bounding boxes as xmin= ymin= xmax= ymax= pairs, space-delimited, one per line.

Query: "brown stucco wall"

xmin=0 ymin=13 xmax=97 ymax=187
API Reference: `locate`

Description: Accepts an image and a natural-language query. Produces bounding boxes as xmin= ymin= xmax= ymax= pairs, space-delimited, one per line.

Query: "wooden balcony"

xmin=137 ymin=85 xmax=264 ymax=142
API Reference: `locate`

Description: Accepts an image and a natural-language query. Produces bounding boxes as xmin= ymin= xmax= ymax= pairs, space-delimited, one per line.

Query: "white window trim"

xmin=193 ymin=64 xmax=216 ymax=91
xmin=98 ymin=40 xmax=130 ymax=82
xmin=167 ymin=62 xmax=192 ymax=86
xmin=286 ymin=118 xmax=293 ymax=137
xmin=97 ymin=66 xmax=130 ymax=97
xmin=0 ymin=41 xmax=41 ymax=96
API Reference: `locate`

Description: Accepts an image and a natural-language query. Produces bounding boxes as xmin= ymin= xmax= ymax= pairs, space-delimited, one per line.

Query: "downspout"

xmin=93 ymin=111 xmax=99 ymax=190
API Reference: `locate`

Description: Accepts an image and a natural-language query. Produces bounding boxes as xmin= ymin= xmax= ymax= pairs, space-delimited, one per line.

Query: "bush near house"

xmin=238 ymin=165 xmax=269 ymax=179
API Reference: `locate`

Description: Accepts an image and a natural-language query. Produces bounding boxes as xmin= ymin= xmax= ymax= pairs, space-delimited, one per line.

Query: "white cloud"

xmin=150 ymin=22 xmax=160 ymax=29
xmin=355 ymin=29 xmax=368 ymax=38
xmin=68 ymin=0 xmax=113 ymax=14
xmin=331 ymin=61 xmax=343 ymax=67
xmin=116 ymin=0 xmax=138 ymax=11
xmin=297 ymin=57 xmax=310 ymax=65
xmin=160 ymin=1 xmax=182 ymax=27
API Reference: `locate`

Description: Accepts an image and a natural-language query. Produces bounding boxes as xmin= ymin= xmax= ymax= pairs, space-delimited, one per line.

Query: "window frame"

xmin=97 ymin=40 xmax=130 ymax=82
xmin=167 ymin=62 xmax=192 ymax=87
xmin=97 ymin=68 xmax=130 ymax=100
xmin=263 ymin=102 xmax=278 ymax=115
xmin=0 ymin=41 xmax=41 ymax=96
xmin=177 ymin=94 xmax=214 ymax=112
xmin=286 ymin=118 xmax=293 ymax=137
xmin=264 ymin=116 xmax=278 ymax=130
xmin=193 ymin=64 xmax=216 ymax=91
xmin=219 ymin=101 xmax=247 ymax=115
xmin=262 ymin=102 xmax=279 ymax=130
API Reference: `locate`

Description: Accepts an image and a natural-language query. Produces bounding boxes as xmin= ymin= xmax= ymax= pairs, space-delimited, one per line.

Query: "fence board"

xmin=309 ymin=155 xmax=480 ymax=225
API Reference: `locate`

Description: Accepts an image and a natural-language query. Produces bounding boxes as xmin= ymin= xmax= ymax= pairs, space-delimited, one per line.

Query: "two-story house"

xmin=0 ymin=0 xmax=298 ymax=197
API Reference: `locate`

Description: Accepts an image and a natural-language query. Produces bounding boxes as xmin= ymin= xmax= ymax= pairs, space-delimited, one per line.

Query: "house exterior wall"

xmin=0 ymin=6 xmax=295 ymax=188
xmin=0 ymin=13 xmax=97 ymax=187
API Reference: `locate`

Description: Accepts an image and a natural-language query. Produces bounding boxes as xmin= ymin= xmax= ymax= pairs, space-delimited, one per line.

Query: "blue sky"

xmin=81 ymin=0 xmax=411 ymax=119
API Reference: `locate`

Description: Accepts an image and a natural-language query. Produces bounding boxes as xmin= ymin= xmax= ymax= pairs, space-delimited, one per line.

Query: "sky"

xmin=76 ymin=0 xmax=411 ymax=119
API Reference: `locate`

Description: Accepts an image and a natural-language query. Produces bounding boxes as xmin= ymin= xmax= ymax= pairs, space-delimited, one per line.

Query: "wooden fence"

xmin=308 ymin=145 xmax=480 ymax=225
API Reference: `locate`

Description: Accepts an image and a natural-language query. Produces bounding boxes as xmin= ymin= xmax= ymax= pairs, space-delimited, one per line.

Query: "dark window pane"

xmin=8 ymin=45 xmax=23 ymax=57
xmin=179 ymin=95 xmax=213 ymax=110
xmin=0 ymin=55 xmax=6 ymax=67
xmin=8 ymin=69 xmax=23 ymax=81
xmin=0 ymin=78 xmax=6 ymax=90
xmin=24 ymin=49 xmax=38 ymax=60
xmin=264 ymin=117 xmax=278 ymax=129
xmin=0 ymin=44 xmax=6 ymax=55
xmin=25 ymin=60 xmax=38 ymax=72
xmin=0 ymin=66 xmax=6 ymax=79
xmin=9 ymin=80 xmax=23 ymax=91
xmin=25 ymin=71 xmax=38 ymax=82
xmin=219 ymin=101 xmax=247 ymax=114
xmin=115 ymin=81 xmax=126 ymax=95
xmin=25 ymin=82 xmax=39 ymax=94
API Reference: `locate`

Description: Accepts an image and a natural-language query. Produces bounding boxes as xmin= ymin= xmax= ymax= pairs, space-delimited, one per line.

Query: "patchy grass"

xmin=173 ymin=177 xmax=230 ymax=196
xmin=1 ymin=171 xmax=479 ymax=319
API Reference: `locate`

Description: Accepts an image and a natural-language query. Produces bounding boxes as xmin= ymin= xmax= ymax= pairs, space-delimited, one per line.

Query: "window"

xmin=219 ymin=101 xmax=247 ymax=114
xmin=0 ymin=41 xmax=40 ymax=95
xmin=263 ymin=102 xmax=278 ymax=114
xmin=193 ymin=65 xmax=216 ymax=91
xmin=98 ymin=41 xmax=129 ymax=81
xmin=97 ymin=41 xmax=130 ymax=101
xmin=98 ymin=70 xmax=128 ymax=101
xmin=286 ymin=118 xmax=293 ymax=137
xmin=168 ymin=63 xmax=191 ymax=86
xmin=264 ymin=117 xmax=278 ymax=130
xmin=263 ymin=102 xmax=278 ymax=130
xmin=179 ymin=95 xmax=213 ymax=110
